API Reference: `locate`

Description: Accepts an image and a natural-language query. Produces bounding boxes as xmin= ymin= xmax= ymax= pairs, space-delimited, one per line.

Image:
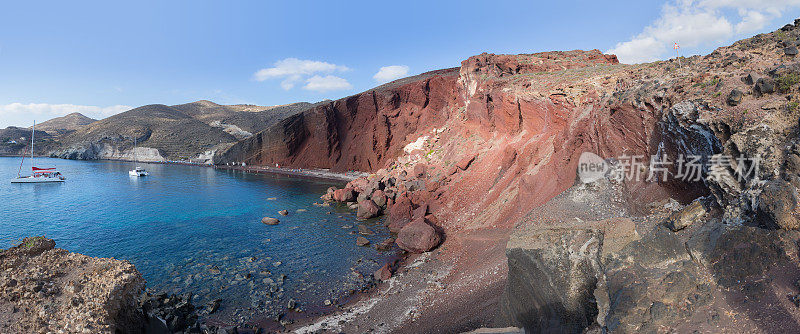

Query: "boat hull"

xmin=11 ymin=177 xmax=65 ymax=183
xmin=129 ymin=171 xmax=149 ymax=177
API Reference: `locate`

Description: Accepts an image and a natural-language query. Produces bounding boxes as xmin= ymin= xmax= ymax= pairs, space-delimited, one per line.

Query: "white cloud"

xmin=608 ymin=0 xmax=800 ymax=63
xmin=0 ymin=103 xmax=131 ymax=128
xmin=303 ymin=75 xmax=353 ymax=92
xmin=253 ymin=58 xmax=351 ymax=91
xmin=373 ymin=65 xmax=410 ymax=83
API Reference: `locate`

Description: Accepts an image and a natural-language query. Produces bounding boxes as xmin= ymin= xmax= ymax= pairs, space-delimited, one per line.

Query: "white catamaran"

xmin=11 ymin=120 xmax=66 ymax=183
xmin=128 ymin=137 xmax=149 ymax=177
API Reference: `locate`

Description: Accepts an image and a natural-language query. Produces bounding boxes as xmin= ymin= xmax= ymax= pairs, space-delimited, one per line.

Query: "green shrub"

xmin=789 ymin=100 xmax=800 ymax=112
xmin=777 ymin=73 xmax=800 ymax=93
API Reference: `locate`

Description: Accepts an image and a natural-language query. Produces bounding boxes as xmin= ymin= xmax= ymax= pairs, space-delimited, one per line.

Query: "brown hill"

xmin=35 ymin=112 xmax=97 ymax=135
xmin=0 ymin=126 xmax=54 ymax=156
xmin=51 ymin=104 xmax=238 ymax=161
xmin=48 ymin=100 xmax=314 ymax=162
xmin=170 ymin=100 xmax=312 ymax=140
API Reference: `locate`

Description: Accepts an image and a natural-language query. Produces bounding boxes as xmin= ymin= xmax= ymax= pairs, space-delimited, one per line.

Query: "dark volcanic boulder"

xmin=333 ymin=188 xmax=355 ymax=202
xmin=502 ymin=228 xmax=602 ymax=333
xmin=726 ymin=89 xmax=742 ymax=106
xmin=754 ymin=77 xmax=775 ymax=96
xmin=356 ymin=200 xmax=380 ymax=220
xmin=388 ymin=194 xmax=413 ymax=233
xmin=396 ymin=218 xmax=441 ymax=253
xmin=757 ymin=180 xmax=800 ymax=229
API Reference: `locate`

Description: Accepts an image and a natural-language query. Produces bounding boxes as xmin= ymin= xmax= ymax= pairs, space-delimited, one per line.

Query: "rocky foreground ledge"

xmin=0 ymin=237 xmax=145 ymax=333
xmin=0 ymin=237 xmax=226 ymax=334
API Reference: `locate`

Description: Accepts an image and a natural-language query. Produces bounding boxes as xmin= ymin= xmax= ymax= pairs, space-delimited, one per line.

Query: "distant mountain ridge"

xmin=45 ymin=100 xmax=314 ymax=162
xmin=33 ymin=112 xmax=97 ymax=135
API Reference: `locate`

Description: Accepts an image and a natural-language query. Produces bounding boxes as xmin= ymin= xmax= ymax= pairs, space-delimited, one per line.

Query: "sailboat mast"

xmin=31 ymin=120 xmax=35 ymax=170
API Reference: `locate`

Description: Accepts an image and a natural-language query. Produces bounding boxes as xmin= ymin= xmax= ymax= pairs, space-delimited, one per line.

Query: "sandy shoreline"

xmin=213 ymin=164 xmax=367 ymax=182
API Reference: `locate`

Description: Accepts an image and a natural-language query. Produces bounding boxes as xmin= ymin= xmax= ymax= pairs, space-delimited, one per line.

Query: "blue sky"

xmin=2 ymin=0 xmax=800 ymax=127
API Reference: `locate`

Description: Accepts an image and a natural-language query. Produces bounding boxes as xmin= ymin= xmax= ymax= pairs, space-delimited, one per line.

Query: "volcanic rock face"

xmin=0 ymin=237 xmax=146 ymax=333
xmin=215 ymin=68 xmax=461 ymax=171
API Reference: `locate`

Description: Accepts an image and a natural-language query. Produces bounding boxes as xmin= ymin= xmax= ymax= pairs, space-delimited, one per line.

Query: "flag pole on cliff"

xmin=674 ymin=42 xmax=681 ymax=69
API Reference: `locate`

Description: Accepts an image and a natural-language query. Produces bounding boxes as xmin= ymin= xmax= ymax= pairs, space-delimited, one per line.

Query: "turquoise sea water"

xmin=0 ymin=157 xmax=393 ymax=322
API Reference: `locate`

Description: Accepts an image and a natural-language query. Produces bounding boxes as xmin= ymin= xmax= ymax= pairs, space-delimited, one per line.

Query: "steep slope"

xmin=51 ymin=104 xmax=238 ymax=161
xmin=34 ymin=112 xmax=96 ymax=135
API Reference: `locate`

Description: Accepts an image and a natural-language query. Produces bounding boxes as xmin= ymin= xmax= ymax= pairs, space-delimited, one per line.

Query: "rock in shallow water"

xmin=261 ymin=217 xmax=280 ymax=225
xmin=357 ymin=200 xmax=381 ymax=220
xmin=358 ymin=224 xmax=374 ymax=235
xmin=356 ymin=236 xmax=370 ymax=246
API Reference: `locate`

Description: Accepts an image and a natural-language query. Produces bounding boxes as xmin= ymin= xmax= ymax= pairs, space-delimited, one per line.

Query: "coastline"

xmin=213 ymin=164 xmax=367 ymax=182
xmin=2 ymin=155 xmax=364 ymax=183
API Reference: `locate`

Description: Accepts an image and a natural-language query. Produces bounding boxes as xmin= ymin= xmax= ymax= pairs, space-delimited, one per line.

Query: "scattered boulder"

xmin=261 ymin=217 xmax=280 ymax=225
xmin=726 ymin=89 xmax=743 ymax=106
xmin=742 ymin=72 xmax=758 ymax=85
xmin=356 ymin=236 xmax=370 ymax=247
xmin=412 ymin=203 xmax=429 ymax=220
xmin=374 ymin=264 xmax=392 ymax=281
xmin=333 ymin=188 xmax=355 ymax=202
xmin=396 ymin=218 xmax=441 ymax=253
xmin=278 ymin=210 xmax=289 ymax=216
xmin=754 ymin=77 xmax=776 ymax=96
xmin=358 ymin=224 xmax=375 ymax=235
xmin=456 ymin=154 xmax=477 ymax=170
xmin=356 ymin=200 xmax=380 ymax=220
xmin=664 ymin=199 xmax=707 ymax=231
xmin=375 ymin=238 xmax=395 ymax=251
xmin=357 ymin=191 xmax=370 ymax=203
xmin=413 ymin=164 xmax=427 ymax=177
xmin=785 ymin=46 xmax=799 ymax=56
xmin=388 ymin=195 xmax=413 ymax=233
xmin=757 ymin=180 xmax=800 ymax=230
xmin=371 ymin=189 xmax=388 ymax=208
xmin=346 ymin=177 xmax=369 ymax=193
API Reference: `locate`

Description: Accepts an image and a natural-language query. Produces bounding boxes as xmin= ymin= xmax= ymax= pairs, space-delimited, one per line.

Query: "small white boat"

xmin=11 ymin=120 xmax=66 ymax=184
xmin=129 ymin=138 xmax=149 ymax=177
xmin=129 ymin=167 xmax=149 ymax=177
